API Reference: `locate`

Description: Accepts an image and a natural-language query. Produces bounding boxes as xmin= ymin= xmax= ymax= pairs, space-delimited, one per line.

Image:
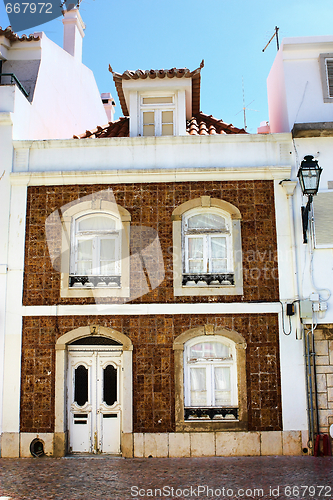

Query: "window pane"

xmin=211 ymin=237 xmax=227 ymax=258
xmin=74 ymin=365 xmax=88 ymax=406
xmin=211 ymin=259 xmax=227 ymax=273
xmin=190 ymin=367 xmax=207 ymax=406
xmin=77 ymin=240 xmax=92 ymax=274
xmin=189 ymin=342 xmax=230 ymax=360
xmin=100 ymin=239 xmax=115 ymax=260
xmin=188 ymin=213 xmax=226 ymax=230
xmin=143 ymin=125 xmax=155 ymax=136
xmin=77 ymin=261 xmax=92 ymax=275
xmin=214 ymin=367 xmax=231 ymax=404
xmin=188 ymin=237 xmax=203 ymax=259
xmin=188 ymin=237 xmax=204 ymax=273
xmin=162 ymin=111 xmax=173 ymax=123
xmin=77 ymin=239 xmax=92 ymax=259
xmin=143 ymin=96 xmax=173 ymax=104
xmin=143 ymin=112 xmax=154 ymax=124
xmin=103 ymin=365 xmax=117 ymax=406
xmin=162 ymin=124 xmax=173 ymax=136
xmin=99 ymin=239 xmax=116 ymax=274
xmin=78 ymin=216 xmax=116 ymax=231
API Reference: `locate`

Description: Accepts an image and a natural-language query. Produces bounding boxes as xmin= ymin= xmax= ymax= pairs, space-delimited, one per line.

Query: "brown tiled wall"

xmin=23 ymin=181 xmax=279 ymax=306
xmin=20 ymin=313 xmax=282 ymax=434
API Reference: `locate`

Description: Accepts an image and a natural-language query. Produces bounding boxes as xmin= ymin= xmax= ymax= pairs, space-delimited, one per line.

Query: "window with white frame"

xmin=172 ymin=197 xmax=243 ymax=296
xmin=183 ymin=208 xmax=233 ymax=285
xmin=320 ymin=54 xmax=333 ymax=102
xmin=184 ymin=336 xmax=238 ymax=420
xmin=141 ymin=95 xmax=175 ymax=136
xmin=70 ymin=213 xmax=122 ymax=288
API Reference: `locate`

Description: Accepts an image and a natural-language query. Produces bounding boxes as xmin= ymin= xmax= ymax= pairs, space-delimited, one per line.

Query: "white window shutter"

xmin=313 ymin=192 xmax=333 ymax=247
xmin=327 ymin=60 xmax=333 ymax=98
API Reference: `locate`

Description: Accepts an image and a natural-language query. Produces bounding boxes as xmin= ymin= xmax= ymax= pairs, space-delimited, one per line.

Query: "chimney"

xmin=101 ymin=93 xmax=116 ymax=122
xmin=62 ymin=7 xmax=85 ymax=62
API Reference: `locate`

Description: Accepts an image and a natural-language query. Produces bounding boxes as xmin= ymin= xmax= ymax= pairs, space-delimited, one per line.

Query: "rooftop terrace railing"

xmin=0 ymin=73 xmax=29 ymax=98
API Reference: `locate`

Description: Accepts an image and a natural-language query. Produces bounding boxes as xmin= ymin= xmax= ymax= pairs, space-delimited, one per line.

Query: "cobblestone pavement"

xmin=0 ymin=456 xmax=332 ymax=500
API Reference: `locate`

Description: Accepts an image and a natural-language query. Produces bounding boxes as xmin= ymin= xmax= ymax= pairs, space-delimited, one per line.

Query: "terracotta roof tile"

xmin=74 ymin=112 xmax=246 ymax=139
xmin=0 ymin=26 xmax=40 ymax=42
xmin=73 ymin=117 xmax=129 ymax=139
xmin=109 ymin=61 xmax=204 ymax=117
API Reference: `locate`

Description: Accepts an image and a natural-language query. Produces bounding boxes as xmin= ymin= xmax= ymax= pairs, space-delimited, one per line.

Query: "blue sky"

xmin=1 ymin=0 xmax=333 ymax=133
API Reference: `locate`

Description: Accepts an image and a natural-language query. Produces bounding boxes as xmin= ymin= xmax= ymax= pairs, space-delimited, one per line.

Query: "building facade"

xmin=0 ymin=18 xmax=317 ymax=458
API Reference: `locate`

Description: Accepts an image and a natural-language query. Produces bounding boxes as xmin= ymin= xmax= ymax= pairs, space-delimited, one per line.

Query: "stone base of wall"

xmin=314 ymin=325 xmax=333 ymax=440
xmin=133 ymin=431 xmax=309 ymax=458
xmin=1 ymin=431 xmax=309 ymax=458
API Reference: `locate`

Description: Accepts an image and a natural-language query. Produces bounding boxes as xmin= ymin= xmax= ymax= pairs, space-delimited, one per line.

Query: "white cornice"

xmin=10 ymin=166 xmax=292 ymax=186
xmin=13 ymin=132 xmax=292 ymax=150
xmin=21 ymin=302 xmax=281 ymax=316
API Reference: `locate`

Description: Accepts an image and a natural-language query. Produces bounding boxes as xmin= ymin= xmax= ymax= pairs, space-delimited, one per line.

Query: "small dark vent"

xmin=70 ymin=336 xmax=121 ymax=345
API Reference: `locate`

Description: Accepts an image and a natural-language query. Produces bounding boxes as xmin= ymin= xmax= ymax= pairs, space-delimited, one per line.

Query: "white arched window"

xmin=184 ymin=336 xmax=238 ymax=420
xmin=183 ymin=208 xmax=233 ymax=279
xmin=58 ymin=197 xmax=131 ymax=298
xmin=172 ymin=197 xmax=243 ymax=296
xmin=70 ymin=213 xmax=121 ymax=286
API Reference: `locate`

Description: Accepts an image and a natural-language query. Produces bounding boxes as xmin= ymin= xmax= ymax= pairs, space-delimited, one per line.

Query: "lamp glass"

xmin=297 ymin=156 xmax=322 ymax=196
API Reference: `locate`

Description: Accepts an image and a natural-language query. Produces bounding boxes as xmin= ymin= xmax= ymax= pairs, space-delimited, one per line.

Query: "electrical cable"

xmin=279 ymin=301 xmax=291 ymax=335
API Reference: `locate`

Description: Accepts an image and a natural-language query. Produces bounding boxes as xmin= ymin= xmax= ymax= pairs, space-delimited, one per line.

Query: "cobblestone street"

xmin=0 ymin=456 xmax=332 ymax=500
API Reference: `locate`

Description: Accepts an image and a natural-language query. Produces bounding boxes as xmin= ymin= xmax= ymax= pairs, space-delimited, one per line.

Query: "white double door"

xmin=68 ymin=346 xmax=122 ymax=454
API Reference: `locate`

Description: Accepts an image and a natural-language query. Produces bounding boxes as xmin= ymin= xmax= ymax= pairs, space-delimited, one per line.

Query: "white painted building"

xmin=2 ymin=16 xmax=328 ymax=459
xmin=267 ymin=36 xmax=333 ymax=448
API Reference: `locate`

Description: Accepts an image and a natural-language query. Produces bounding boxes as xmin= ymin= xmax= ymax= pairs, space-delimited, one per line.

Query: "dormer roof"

xmin=109 ymin=61 xmax=204 ymax=117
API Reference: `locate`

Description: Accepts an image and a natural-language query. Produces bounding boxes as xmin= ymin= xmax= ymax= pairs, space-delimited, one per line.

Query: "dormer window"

xmin=141 ymin=95 xmax=175 ymax=136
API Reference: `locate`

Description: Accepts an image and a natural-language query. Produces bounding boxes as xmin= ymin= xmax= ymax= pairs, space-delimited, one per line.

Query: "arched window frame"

xmin=172 ymin=196 xmax=243 ymax=296
xmin=183 ymin=207 xmax=234 ymax=276
xmin=70 ymin=211 xmax=122 ymax=279
xmin=60 ymin=200 xmax=131 ymax=298
xmin=184 ymin=336 xmax=238 ymax=409
xmin=173 ymin=325 xmax=247 ymax=432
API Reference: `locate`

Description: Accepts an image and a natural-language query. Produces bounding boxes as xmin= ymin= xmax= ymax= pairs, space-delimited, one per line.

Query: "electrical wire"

xmin=279 ymin=301 xmax=291 ymax=335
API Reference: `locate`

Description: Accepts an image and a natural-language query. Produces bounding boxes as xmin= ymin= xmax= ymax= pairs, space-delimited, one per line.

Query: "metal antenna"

xmin=236 ymin=77 xmax=258 ymax=131
xmin=262 ymin=26 xmax=280 ymax=52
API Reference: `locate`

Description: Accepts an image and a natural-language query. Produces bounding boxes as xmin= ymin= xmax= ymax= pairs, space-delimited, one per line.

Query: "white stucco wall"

xmin=1 ymin=33 xmax=107 ymax=140
xmin=13 ymin=133 xmax=292 ymax=173
xmin=268 ymin=36 xmax=333 ymax=133
xmin=292 ymin=137 xmax=333 ymax=325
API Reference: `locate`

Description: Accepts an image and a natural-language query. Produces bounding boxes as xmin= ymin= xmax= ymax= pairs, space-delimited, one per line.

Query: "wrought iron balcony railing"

xmin=69 ymin=275 xmax=121 ymax=288
xmin=182 ymin=273 xmax=234 ymax=286
xmin=184 ymin=407 xmax=238 ymax=420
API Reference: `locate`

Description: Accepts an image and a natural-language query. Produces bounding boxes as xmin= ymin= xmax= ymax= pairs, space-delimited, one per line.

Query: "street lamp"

xmin=297 ymin=155 xmax=322 ymax=244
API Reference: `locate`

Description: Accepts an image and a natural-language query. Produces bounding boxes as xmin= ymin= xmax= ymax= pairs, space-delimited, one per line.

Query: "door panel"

xmin=68 ymin=347 xmax=122 ymax=454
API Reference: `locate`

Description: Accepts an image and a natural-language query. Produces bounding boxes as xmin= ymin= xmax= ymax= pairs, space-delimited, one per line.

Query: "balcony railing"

xmin=184 ymin=407 xmax=238 ymax=420
xmin=182 ymin=273 xmax=234 ymax=286
xmin=0 ymin=73 xmax=29 ymax=98
xmin=69 ymin=275 xmax=121 ymax=288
